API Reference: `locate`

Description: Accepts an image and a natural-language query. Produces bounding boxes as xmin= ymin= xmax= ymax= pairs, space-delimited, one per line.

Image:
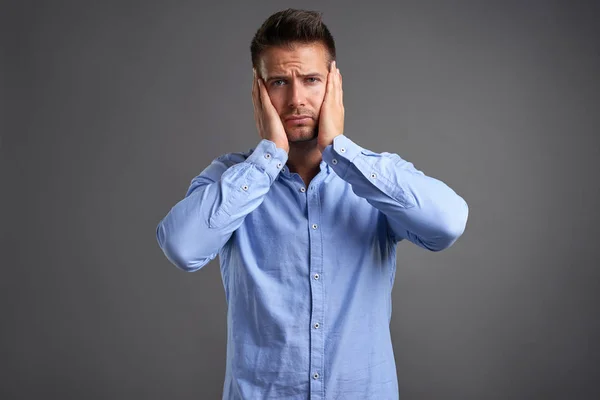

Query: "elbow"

xmin=162 ymin=240 xmax=205 ymax=273
xmin=430 ymin=198 xmax=469 ymax=252
xmin=156 ymin=221 xmax=209 ymax=272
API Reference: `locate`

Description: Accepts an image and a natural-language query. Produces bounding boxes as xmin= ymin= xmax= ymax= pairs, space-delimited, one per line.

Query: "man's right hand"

xmin=252 ymin=68 xmax=289 ymax=153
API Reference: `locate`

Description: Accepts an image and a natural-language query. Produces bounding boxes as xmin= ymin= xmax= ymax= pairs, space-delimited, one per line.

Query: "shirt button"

xmin=312 ymin=224 xmax=318 ymax=229
xmin=332 ymin=159 xmax=338 ymax=165
xmin=340 ymin=147 xmax=346 ymax=153
xmin=313 ymin=372 xmax=319 ymax=379
xmin=314 ymin=323 xmax=320 ymax=329
xmin=370 ymin=173 xmax=377 ymax=179
xmin=277 ymin=162 xmax=282 ymax=169
xmin=242 ymin=185 xmax=248 ymax=191
xmin=300 ymin=187 xmax=306 ymax=193
xmin=314 ymin=273 xmax=319 ymax=280
xmin=265 ymin=153 xmax=271 ymax=159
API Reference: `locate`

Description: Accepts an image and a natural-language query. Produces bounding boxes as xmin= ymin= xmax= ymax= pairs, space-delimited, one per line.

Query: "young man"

xmin=156 ymin=8 xmax=469 ymax=400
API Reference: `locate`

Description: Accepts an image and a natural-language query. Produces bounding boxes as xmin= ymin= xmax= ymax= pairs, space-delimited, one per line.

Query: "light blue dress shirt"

xmin=156 ymin=134 xmax=469 ymax=399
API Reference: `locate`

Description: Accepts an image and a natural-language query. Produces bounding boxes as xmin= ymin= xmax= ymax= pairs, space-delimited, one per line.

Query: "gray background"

xmin=2 ymin=1 xmax=599 ymax=399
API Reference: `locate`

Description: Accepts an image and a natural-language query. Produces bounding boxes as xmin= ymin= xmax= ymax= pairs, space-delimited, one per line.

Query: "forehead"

xmin=259 ymin=42 xmax=329 ymax=73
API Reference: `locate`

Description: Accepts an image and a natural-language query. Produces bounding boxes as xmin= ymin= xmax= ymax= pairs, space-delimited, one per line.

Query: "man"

xmin=156 ymin=8 xmax=469 ymax=400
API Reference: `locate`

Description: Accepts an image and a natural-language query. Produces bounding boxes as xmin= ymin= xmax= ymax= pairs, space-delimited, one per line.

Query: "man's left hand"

xmin=317 ymin=60 xmax=344 ymax=153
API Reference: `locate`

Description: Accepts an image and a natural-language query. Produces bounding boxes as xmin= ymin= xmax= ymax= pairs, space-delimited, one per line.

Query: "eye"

xmin=272 ymin=77 xmax=319 ymax=87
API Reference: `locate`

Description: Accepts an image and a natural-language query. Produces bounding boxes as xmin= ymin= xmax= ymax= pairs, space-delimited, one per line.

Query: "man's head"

xmin=250 ymin=9 xmax=336 ymax=143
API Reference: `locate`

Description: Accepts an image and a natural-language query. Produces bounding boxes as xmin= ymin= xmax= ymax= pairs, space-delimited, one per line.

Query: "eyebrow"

xmin=266 ymin=73 xmax=325 ymax=82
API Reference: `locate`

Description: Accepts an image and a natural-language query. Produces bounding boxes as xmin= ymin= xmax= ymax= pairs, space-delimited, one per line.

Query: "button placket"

xmin=306 ymin=182 xmax=324 ymax=396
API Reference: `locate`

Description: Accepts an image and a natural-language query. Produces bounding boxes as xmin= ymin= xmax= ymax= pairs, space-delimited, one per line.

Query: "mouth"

xmin=285 ymin=115 xmax=312 ymax=124
xmin=285 ymin=115 xmax=311 ymax=121
xmin=285 ymin=117 xmax=310 ymax=125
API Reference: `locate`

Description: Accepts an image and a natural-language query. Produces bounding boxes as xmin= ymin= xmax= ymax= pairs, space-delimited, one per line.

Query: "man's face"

xmin=257 ymin=42 xmax=330 ymax=143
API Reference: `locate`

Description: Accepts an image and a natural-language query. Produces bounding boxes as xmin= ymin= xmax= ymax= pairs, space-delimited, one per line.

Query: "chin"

xmin=286 ymin=127 xmax=318 ymax=143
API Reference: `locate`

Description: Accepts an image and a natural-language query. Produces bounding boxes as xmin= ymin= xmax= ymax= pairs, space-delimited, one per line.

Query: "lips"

xmin=285 ymin=115 xmax=311 ymax=121
xmin=285 ymin=117 xmax=311 ymax=125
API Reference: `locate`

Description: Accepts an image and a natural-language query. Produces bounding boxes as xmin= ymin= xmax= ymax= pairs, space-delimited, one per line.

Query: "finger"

xmin=252 ymin=69 xmax=256 ymax=101
xmin=252 ymin=69 xmax=260 ymax=133
xmin=253 ymin=69 xmax=261 ymax=103
xmin=332 ymin=61 xmax=340 ymax=94
xmin=252 ymin=69 xmax=260 ymax=116
xmin=332 ymin=66 xmax=339 ymax=103
xmin=258 ymin=78 xmax=272 ymax=112
xmin=257 ymin=77 xmax=264 ymax=109
xmin=252 ymin=69 xmax=257 ymax=103
xmin=326 ymin=60 xmax=335 ymax=100
xmin=337 ymin=68 xmax=343 ymax=103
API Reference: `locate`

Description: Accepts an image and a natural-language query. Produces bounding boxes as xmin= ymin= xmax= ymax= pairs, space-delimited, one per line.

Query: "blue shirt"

xmin=156 ymin=134 xmax=469 ymax=399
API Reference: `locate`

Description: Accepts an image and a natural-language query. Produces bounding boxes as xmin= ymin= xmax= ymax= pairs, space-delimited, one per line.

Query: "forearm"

xmin=156 ymin=139 xmax=288 ymax=271
xmin=321 ymin=135 xmax=468 ymax=251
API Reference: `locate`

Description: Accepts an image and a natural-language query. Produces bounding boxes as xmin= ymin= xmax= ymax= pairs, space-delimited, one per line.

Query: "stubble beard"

xmin=286 ymin=124 xmax=319 ymax=143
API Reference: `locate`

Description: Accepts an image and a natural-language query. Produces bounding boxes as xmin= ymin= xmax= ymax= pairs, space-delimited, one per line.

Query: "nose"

xmin=288 ymin=80 xmax=306 ymax=109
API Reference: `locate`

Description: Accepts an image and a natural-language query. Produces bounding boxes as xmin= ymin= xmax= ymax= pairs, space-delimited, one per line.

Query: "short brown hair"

xmin=250 ymin=8 xmax=336 ymax=71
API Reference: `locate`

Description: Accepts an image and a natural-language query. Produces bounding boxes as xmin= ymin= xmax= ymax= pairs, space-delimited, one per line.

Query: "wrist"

xmin=271 ymin=140 xmax=289 ymax=153
xmin=317 ymin=139 xmax=333 ymax=153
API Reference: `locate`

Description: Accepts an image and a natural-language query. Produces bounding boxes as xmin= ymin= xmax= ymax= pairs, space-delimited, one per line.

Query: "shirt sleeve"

xmin=156 ymin=139 xmax=288 ymax=271
xmin=321 ymin=134 xmax=469 ymax=251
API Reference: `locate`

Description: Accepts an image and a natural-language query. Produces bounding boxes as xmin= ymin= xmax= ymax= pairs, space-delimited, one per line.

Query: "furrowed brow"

xmin=267 ymin=72 xmax=325 ymax=82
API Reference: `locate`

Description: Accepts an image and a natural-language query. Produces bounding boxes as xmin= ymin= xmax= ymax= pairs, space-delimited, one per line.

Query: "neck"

xmin=286 ymin=138 xmax=323 ymax=185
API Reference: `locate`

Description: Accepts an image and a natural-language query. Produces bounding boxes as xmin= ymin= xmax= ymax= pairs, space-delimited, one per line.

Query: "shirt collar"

xmin=281 ymin=159 xmax=330 ymax=177
xmin=320 ymin=159 xmax=331 ymax=174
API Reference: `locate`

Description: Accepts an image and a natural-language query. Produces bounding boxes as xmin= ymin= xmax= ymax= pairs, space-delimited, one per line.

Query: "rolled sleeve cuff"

xmin=245 ymin=139 xmax=289 ymax=182
xmin=321 ymin=135 xmax=363 ymax=178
